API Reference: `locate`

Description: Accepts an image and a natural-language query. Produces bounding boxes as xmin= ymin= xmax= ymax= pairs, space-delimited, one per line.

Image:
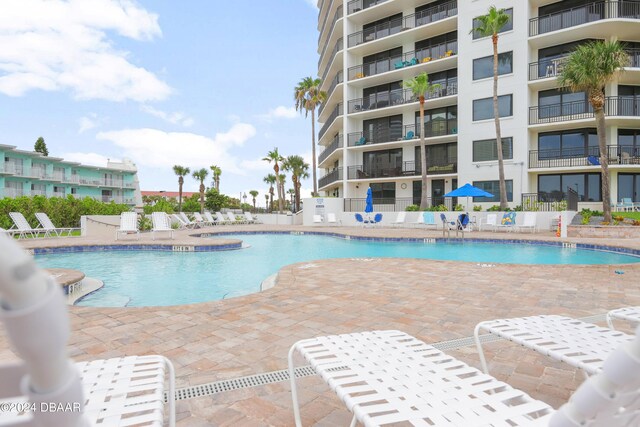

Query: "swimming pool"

xmin=34 ymin=233 xmax=640 ymax=307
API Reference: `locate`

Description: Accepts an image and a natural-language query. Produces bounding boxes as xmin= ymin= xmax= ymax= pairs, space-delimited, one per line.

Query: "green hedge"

xmin=0 ymin=196 xmax=131 ymax=229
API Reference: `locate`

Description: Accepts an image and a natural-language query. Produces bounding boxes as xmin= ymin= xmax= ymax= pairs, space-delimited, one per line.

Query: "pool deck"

xmin=1 ymin=225 xmax=640 ymax=426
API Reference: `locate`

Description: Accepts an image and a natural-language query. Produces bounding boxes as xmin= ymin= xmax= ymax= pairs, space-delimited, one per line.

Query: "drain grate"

xmin=169 ymin=312 xmax=609 ymax=402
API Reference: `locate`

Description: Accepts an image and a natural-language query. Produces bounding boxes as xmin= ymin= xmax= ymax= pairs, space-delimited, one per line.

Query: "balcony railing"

xmin=31 ymin=189 xmax=46 ymax=196
xmin=347 ymin=159 xmax=456 ymax=179
xmin=348 ymin=40 xmax=457 ymax=80
xmin=529 ymin=49 xmax=640 ymax=81
xmin=347 ymin=0 xmax=390 ymax=15
xmin=63 ymin=175 xmax=80 ymax=184
xmin=319 ymin=70 xmax=344 ymax=115
xmin=529 ymin=96 xmax=640 ymax=125
xmin=320 ymin=37 xmax=344 ymax=83
xmin=530 ymin=1 xmax=640 ymax=37
xmin=319 ymin=135 xmax=343 ymax=164
xmin=52 ymin=172 xmax=64 ymax=181
xmin=348 ymin=1 xmax=457 ymax=48
xmin=344 ymin=197 xmax=453 ymax=212
xmin=53 ymin=191 xmax=66 ymax=198
xmin=319 ymin=167 xmax=343 ymax=188
xmin=529 ymin=145 xmax=640 ymax=168
xmin=318 ymin=5 xmax=343 ymax=66
xmin=403 ymin=120 xmax=458 ymax=140
xmin=31 ymin=167 xmax=46 ymax=179
xmin=629 ymin=48 xmax=640 ymax=68
xmin=348 ymin=82 xmax=457 ymax=114
xmin=319 ymin=3 xmax=342 ymax=46
xmin=318 ymin=102 xmax=343 ymax=140
xmin=3 ymin=188 xmax=24 ymax=198
xmin=103 ymin=179 xmax=124 ymax=187
xmin=1 ymin=163 xmax=24 ymax=176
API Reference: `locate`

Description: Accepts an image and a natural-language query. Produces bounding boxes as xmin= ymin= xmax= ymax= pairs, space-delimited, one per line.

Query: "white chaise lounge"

xmin=115 ymin=212 xmax=139 ymax=240
xmin=151 ymin=212 xmax=174 ymax=240
xmin=8 ymin=212 xmax=39 ymax=239
xmin=607 ymin=306 xmax=640 ymax=330
xmin=35 ymin=212 xmax=75 ymax=237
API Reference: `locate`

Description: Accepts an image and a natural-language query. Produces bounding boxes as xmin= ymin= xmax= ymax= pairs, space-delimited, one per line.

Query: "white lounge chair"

xmin=480 ymin=213 xmax=498 ymax=231
xmin=215 ymin=212 xmax=231 ymax=225
xmin=289 ymin=328 xmax=640 ymax=427
xmin=0 ymin=227 xmax=13 ymax=237
xmin=391 ymin=211 xmax=406 ymax=227
xmin=244 ymin=212 xmax=261 ymax=224
xmin=8 ymin=212 xmax=39 ymax=239
xmin=326 ymin=213 xmax=339 ymax=225
xmin=204 ymin=211 xmax=218 ymax=225
xmin=474 ymin=315 xmax=633 ymax=377
xmin=192 ymin=212 xmax=213 ymax=226
xmin=313 ymin=215 xmax=323 ymax=225
xmin=518 ymin=212 xmax=537 ymax=233
xmin=171 ymin=214 xmax=188 ymax=229
xmin=0 ymin=234 xmax=176 ymax=426
xmin=115 ymin=212 xmax=139 ymax=240
xmin=178 ymin=212 xmax=198 ymax=228
xmin=35 ymin=212 xmax=75 ymax=237
xmin=607 ymin=306 xmax=640 ymax=330
xmin=151 ymin=212 xmax=174 ymax=240
xmin=227 ymin=212 xmax=246 ymax=224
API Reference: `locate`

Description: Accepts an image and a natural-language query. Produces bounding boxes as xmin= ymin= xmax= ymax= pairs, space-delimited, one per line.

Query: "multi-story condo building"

xmin=0 ymin=144 xmax=141 ymax=206
xmin=316 ymin=0 xmax=640 ymax=211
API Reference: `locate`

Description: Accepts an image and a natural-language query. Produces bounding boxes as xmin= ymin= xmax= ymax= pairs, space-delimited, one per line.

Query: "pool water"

xmin=34 ymin=233 xmax=640 ymax=307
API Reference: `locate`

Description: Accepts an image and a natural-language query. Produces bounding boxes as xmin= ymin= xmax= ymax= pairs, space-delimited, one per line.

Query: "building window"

xmin=362 ymin=115 xmax=403 ymax=144
xmin=415 ymin=143 xmax=457 ymax=173
xmin=619 ymin=129 xmax=640 ymax=153
xmin=363 ymin=13 xmax=403 ymax=42
xmin=362 ymin=81 xmax=403 ymax=110
xmin=538 ymin=129 xmax=598 ymax=159
xmin=472 ymin=180 xmax=513 ymax=202
xmin=538 ymin=89 xmax=588 ymax=118
xmin=472 ymin=95 xmax=513 ymax=121
xmin=414 ymin=31 xmax=457 ymax=60
xmin=415 ymin=106 xmax=457 ymax=137
xmin=472 ymin=8 xmax=513 ymax=40
xmin=363 ymin=47 xmax=403 ymax=77
xmin=618 ymin=173 xmax=640 ymax=202
xmin=473 ymin=138 xmax=513 ymax=162
xmin=473 ymin=52 xmax=513 ymax=80
xmin=363 ymin=149 xmax=402 ymax=178
xmin=538 ymin=173 xmax=601 ymax=202
xmin=370 ymin=182 xmax=395 ymax=201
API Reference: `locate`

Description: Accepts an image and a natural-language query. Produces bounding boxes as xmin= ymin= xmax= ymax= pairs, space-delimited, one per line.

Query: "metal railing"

xmin=348 ymin=82 xmax=456 ymax=114
xmin=319 ymin=167 xmax=343 ymax=188
xmin=318 ymin=102 xmax=343 ymax=140
xmin=31 ymin=166 xmax=46 ymax=179
xmin=348 ymin=1 xmax=457 ymax=48
xmin=3 ymin=188 xmax=24 ymax=198
xmin=63 ymin=175 xmax=80 ymax=184
xmin=344 ymin=197 xmax=453 ymax=212
xmin=529 ymin=49 xmax=640 ymax=81
xmin=567 ymin=187 xmax=579 ymax=211
xmin=347 ymin=0 xmax=390 ymax=15
xmin=629 ymin=48 xmax=640 ymax=68
xmin=318 ymin=5 xmax=343 ymax=66
xmin=1 ymin=163 xmax=24 ymax=176
xmin=318 ymin=135 xmax=343 ymax=164
xmin=530 ymin=1 xmax=640 ymax=37
xmin=521 ymin=193 xmax=569 ymax=211
xmin=403 ymin=120 xmax=458 ymax=139
xmin=53 ymin=191 xmax=66 ymax=198
xmin=347 ymin=159 xmax=456 ymax=179
xmin=348 ymin=40 xmax=457 ymax=81
xmin=52 ymin=172 xmax=64 ymax=181
xmin=320 ymin=37 xmax=344 ymax=83
xmin=319 ymin=70 xmax=344 ymax=115
xmin=318 ymin=3 xmax=342 ymax=46
xmin=529 ymin=96 xmax=640 ymax=124
xmin=529 ymin=145 xmax=640 ymax=168
xmin=31 ymin=190 xmax=46 ymax=196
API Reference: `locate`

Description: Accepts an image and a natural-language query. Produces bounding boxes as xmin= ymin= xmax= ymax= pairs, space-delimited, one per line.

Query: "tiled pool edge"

xmin=30 ymin=241 xmax=242 ymax=255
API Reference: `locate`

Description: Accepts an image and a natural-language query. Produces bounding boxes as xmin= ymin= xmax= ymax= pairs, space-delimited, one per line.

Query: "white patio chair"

xmin=391 ymin=211 xmax=406 ymax=227
xmin=151 ymin=212 xmax=174 ymax=240
xmin=474 ymin=315 xmax=633 ymax=377
xmin=178 ymin=212 xmax=198 ymax=229
xmin=480 ymin=213 xmax=498 ymax=231
xmin=607 ymin=306 xmax=640 ymax=330
xmin=215 ymin=212 xmax=231 ymax=225
xmin=313 ymin=215 xmax=323 ymax=225
xmin=0 ymin=234 xmax=175 ymax=427
xmin=495 ymin=212 xmax=517 ymax=232
xmin=8 ymin=212 xmax=38 ymax=239
xmin=0 ymin=227 xmax=14 ymax=237
xmin=227 ymin=212 xmax=246 ymax=224
xmin=204 ymin=211 xmax=218 ymax=225
xmin=326 ymin=213 xmax=339 ymax=225
xmin=171 ymin=214 xmax=189 ymax=229
xmin=35 ymin=212 xmax=75 ymax=237
xmin=289 ymin=328 xmax=640 ymax=427
xmin=115 ymin=212 xmax=139 ymax=240
xmin=244 ymin=212 xmax=261 ymax=224
xmin=518 ymin=212 xmax=537 ymax=233
xmin=192 ymin=212 xmax=212 ymax=226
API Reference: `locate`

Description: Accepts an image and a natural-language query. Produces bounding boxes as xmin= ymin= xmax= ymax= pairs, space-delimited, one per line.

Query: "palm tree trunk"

xmin=419 ymin=98 xmax=428 ymax=210
xmin=275 ymin=166 xmax=284 ymax=213
xmin=199 ymin=183 xmax=205 ymax=213
xmin=594 ymin=106 xmax=612 ymax=222
xmin=178 ymin=177 xmax=183 ymax=212
xmin=492 ymin=33 xmax=508 ymax=210
xmin=311 ymin=109 xmax=318 ymax=196
xmin=293 ymin=176 xmax=300 ymax=212
xmin=269 ymin=190 xmax=273 ymax=213
xmin=296 ymin=182 xmax=302 ymax=212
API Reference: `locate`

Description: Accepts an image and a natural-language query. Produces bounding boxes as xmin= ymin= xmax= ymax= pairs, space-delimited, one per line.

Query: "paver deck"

xmin=1 ymin=224 xmax=639 ymax=426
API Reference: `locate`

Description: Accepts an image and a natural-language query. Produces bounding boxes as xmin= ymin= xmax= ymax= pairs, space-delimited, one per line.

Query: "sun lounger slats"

xmin=116 ymin=212 xmax=139 ymax=240
xmin=607 ymin=306 xmax=640 ymax=329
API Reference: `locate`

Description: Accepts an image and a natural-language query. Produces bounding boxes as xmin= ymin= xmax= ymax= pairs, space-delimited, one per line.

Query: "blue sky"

xmin=0 ymin=0 xmax=319 ymax=204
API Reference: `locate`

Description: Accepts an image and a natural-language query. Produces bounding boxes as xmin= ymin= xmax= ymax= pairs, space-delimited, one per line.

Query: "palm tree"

xmin=295 ymin=77 xmax=327 ymax=196
xmin=210 ymin=165 xmax=221 ymax=191
xmin=282 ymin=155 xmax=310 ymax=212
xmin=263 ymin=174 xmax=276 ymax=213
xmin=403 ymin=73 xmax=441 ymax=210
xmin=472 ymin=6 xmax=511 ymax=210
xmin=191 ymin=168 xmax=209 ymax=213
xmin=559 ymin=41 xmax=629 ymax=223
xmin=278 ymin=173 xmax=287 ymax=212
xmin=173 ymin=165 xmax=190 ymax=212
xmin=263 ymin=148 xmax=285 ymax=212
xmin=249 ymin=190 xmax=259 ymax=210
xmin=264 ymin=194 xmax=270 ymax=211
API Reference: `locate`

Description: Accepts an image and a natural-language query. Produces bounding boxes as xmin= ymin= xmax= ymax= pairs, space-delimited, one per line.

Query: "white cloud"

xmin=0 ymin=0 xmax=171 ymax=102
xmin=304 ymin=0 xmax=319 ymax=9
xmin=62 ymin=151 xmax=111 ymax=166
xmin=96 ymin=123 xmax=256 ymax=174
xmin=258 ymin=106 xmax=299 ymax=122
xmin=141 ymin=105 xmax=194 ymax=127
xmin=78 ymin=112 xmax=102 ymax=133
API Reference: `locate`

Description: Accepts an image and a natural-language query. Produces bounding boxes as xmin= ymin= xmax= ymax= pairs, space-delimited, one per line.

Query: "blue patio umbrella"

xmin=365 ymin=187 xmax=374 ymax=213
xmin=444 ymin=183 xmax=494 ymax=210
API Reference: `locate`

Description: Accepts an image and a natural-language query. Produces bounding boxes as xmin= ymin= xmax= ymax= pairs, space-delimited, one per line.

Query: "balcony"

xmin=3 ymin=188 xmax=24 ymax=198
xmin=629 ymin=48 xmax=640 ymax=68
xmin=318 ymin=102 xmax=343 ymax=140
xmin=347 ymin=159 xmax=457 ymax=180
xmin=320 ymin=37 xmax=344 ymax=83
xmin=319 ymin=167 xmax=343 ymax=188
xmin=31 ymin=189 xmax=47 ymax=196
xmin=319 ymin=135 xmax=343 ymax=164
xmin=347 ymin=0 xmax=390 ymax=15
xmin=318 ymin=4 xmax=342 ymax=47
xmin=52 ymin=172 xmax=64 ymax=181
xmin=0 ymin=163 xmax=24 ymax=176
xmin=348 ymin=82 xmax=457 ymax=114
xmin=529 ymin=49 xmax=640 ymax=81
xmin=347 ymin=1 xmax=457 ymax=48
xmin=319 ymin=70 xmax=344 ymax=116
xmin=529 ymin=1 xmax=640 ymax=37
xmin=529 ymin=97 xmax=640 ymax=125
xmin=103 ymin=179 xmax=124 ymax=187
xmin=63 ymin=175 xmax=80 ymax=184
xmin=344 ymin=196 xmax=453 ymax=212
xmin=529 ymin=145 xmax=640 ymax=168
xmin=318 ymin=5 xmax=343 ymax=67
xmin=53 ymin=191 xmax=66 ymax=198
xmin=348 ymin=40 xmax=457 ymax=81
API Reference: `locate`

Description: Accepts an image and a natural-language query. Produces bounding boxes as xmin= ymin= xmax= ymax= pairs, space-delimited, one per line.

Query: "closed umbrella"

xmin=365 ymin=187 xmax=374 ymax=213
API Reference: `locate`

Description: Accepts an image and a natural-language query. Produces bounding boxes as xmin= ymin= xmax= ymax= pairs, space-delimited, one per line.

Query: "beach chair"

xmin=171 ymin=214 xmax=189 ymax=229
xmin=192 ymin=212 xmax=213 ymax=227
xmin=422 ymin=212 xmax=437 ymax=228
xmin=313 ymin=215 xmax=323 ymax=224
xmin=115 ymin=212 xmax=139 ymax=240
xmin=326 ymin=213 xmax=339 ymax=225
xmin=35 ymin=212 xmax=74 ymax=237
xmin=0 ymin=227 xmax=14 ymax=237
xmin=215 ymin=212 xmax=231 ymax=225
xmin=288 ymin=327 xmax=640 ymax=427
xmin=151 ymin=212 xmax=174 ymax=240
xmin=227 ymin=212 xmax=246 ymax=224
xmin=204 ymin=211 xmax=218 ymax=225
xmin=607 ymin=306 xmax=640 ymax=330
xmin=178 ymin=212 xmax=198 ymax=228
xmin=0 ymin=235 xmax=176 ymax=426
xmin=391 ymin=211 xmax=406 ymax=227
xmin=620 ymin=198 xmax=635 ymax=212
xmin=8 ymin=212 xmax=39 ymax=239
xmin=372 ymin=213 xmax=383 ymax=225
xmin=244 ymin=212 xmax=261 ymax=224
xmin=518 ymin=212 xmax=537 ymax=233
xmin=354 ymin=213 xmax=364 ymax=226
xmin=480 ymin=213 xmax=498 ymax=231
xmin=495 ymin=211 xmax=517 ymax=232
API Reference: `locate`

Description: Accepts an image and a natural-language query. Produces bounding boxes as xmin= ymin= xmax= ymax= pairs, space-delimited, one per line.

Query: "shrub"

xmin=453 ymin=204 xmax=464 ymax=212
xmin=613 ymin=215 xmax=625 ymax=222
xmin=632 ymin=220 xmax=640 ymax=226
xmin=473 ymin=205 xmax=482 ymax=212
xmin=405 ymin=205 xmax=419 ymax=211
xmin=181 ymin=195 xmax=201 ymax=213
xmin=487 ymin=205 xmax=501 ymax=212
xmin=138 ymin=214 xmax=152 ymax=231
xmin=428 ymin=204 xmax=448 ymax=212
xmin=142 ymin=199 xmax=175 ymax=215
